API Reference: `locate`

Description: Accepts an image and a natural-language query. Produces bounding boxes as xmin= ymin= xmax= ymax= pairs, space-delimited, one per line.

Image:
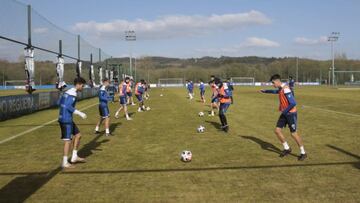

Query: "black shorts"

xmin=59 ymin=122 xmax=80 ymax=141
xmin=276 ymin=112 xmax=297 ymax=133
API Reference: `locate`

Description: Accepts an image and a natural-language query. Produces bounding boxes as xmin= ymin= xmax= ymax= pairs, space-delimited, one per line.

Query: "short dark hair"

xmin=74 ymin=77 xmax=86 ymax=85
xmin=269 ymin=74 xmax=281 ymax=82
xmin=102 ymin=78 xmax=109 ymax=83
xmin=140 ymin=79 xmax=145 ymax=84
xmin=125 ymin=77 xmax=130 ymax=80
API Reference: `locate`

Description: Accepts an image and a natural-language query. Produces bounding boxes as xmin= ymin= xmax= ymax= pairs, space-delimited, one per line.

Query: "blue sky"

xmin=13 ymin=0 xmax=360 ymax=59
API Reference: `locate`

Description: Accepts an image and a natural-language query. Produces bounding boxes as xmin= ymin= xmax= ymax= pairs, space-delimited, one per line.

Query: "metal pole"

xmin=296 ymin=57 xmax=299 ymax=83
xmin=77 ymin=35 xmax=80 ymax=60
xmin=331 ymin=41 xmax=335 ymax=86
xmin=27 ymin=5 xmax=32 ymax=47
xmin=59 ymin=40 xmax=62 ymax=56
xmin=134 ymin=57 xmax=137 ymax=81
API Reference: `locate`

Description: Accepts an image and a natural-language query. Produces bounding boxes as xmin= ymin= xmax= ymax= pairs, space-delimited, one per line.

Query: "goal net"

xmin=4 ymin=80 xmax=26 ymax=89
xmin=334 ymin=71 xmax=360 ymax=86
xmin=158 ymin=78 xmax=184 ymax=87
xmin=230 ymin=77 xmax=255 ymax=86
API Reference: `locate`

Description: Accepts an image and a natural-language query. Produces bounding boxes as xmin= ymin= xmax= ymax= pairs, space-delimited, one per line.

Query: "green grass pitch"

xmin=0 ymin=86 xmax=359 ymax=202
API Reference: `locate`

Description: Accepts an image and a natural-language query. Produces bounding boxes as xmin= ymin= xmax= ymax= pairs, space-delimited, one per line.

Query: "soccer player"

xmin=215 ymin=78 xmax=232 ymax=132
xmin=288 ymin=76 xmax=295 ymax=96
xmin=127 ymin=78 xmax=136 ymax=105
xmin=209 ymin=79 xmax=219 ymax=116
xmin=144 ymin=83 xmax=150 ymax=100
xmin=135 ymin=79 xmax=147 ymax=112
xmin=95 ymin=78 xmax=111 ymax=136
xmin=199 ymin=79 xmax=206 ymax=103
xmin=186 ymin=80 xmax=194 ymax=99
xmin=115 ymin=77 xmax=132 ymax=120
xmin=260 ymin=74 xmax=307 ymax=161
xmin=58 ymin=77 xmax=87 ymax=169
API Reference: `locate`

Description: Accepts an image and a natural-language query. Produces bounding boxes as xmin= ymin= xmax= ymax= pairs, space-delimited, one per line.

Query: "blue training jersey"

xmin=187 ymin=82 xmax=194 ymax=90
xmin=58 ymin=88 xmax=77 ymax=123
xmin=289 ymin=79 xmax=295 ymax=89
xmin=99 ymin=86 xmax=109 ymax=107
xmin=199 ymin=82 xmax=205 ymax=91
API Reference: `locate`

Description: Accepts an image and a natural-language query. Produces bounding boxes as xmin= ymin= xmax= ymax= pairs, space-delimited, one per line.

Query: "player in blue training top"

xmin=115 ymin=77 xmax=132 ymax=120
xmin=135 ymin=79 xmax=148 ymax=112
xmin=186 ymin=80 xmax=194 ymax=100
xmin=95 ymin=78 xmax=111 ymax=136
xmin=288 ymin=76 xmax=295 ymax=96
xmin=58 ymin=77 xmax=87 ymax=169
xmin=199 ymin=79 xmax=206 ymax=103
xmin=260 ymin=74 xmax=307 ymax=161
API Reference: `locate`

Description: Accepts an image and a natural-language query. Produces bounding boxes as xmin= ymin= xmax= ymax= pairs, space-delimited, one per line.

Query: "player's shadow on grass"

xmin=205 ymin=120 xmax=222 ymax=130
xmin=241 ymin=136 xmax=282 ymax=155
xmin=0 ymin=135 xmax=110 ymax=202
xmin=327 ymin=144 xmax=360 ymax=170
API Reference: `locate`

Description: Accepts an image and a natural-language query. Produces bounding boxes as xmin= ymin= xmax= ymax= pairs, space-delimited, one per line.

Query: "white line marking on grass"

xmin=0 ymin=102 xmax=98 ymax=145
xmin=303 ymin=105 xmax=360 ymax=118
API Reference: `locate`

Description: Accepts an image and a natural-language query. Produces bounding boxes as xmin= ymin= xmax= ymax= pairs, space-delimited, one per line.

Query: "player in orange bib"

xmin=260 ymin=74 xmax=307 ymax=161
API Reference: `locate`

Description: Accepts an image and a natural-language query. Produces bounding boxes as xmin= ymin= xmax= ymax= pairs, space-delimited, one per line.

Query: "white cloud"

xmin=72 ymin=10 xmax=271 ymax=40
xmin=294 ymin=36 xmax=328 ymax=45
xmin=195 ymin=37 xmax=279 ymax=55
xmin=242 ymin=37 xmax=280 ymax=47
xmin=33 ymin=27 xmax=48 ymax=34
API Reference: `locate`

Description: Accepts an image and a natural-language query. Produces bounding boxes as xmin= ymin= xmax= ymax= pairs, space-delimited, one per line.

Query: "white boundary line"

xmin=0 ymin=102 xmax=98 ymax=145
xmin=302 ymin=105 xmax=360 ymax=118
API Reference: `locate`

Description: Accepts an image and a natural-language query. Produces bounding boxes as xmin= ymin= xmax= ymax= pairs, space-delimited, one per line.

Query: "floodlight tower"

xmin=328 ymin=32 xmax=340 ymax=86
xmin=125 ymin=30 xmax=136 ymax=78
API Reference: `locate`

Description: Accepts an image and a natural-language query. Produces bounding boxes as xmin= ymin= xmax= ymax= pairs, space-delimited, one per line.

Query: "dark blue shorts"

xmin=99 ymin=105 xmax=110 ymax=118
xmin=127 ymin=92 xmax=132 ymax=97
xmin=188 ymin=89 xmax=193 ymax=94
xmin=211 ymin=97 xmax=219 ymax=103
xmin=119 ymin=96 xmax=127 ymax=105
xmin=59 ymin=122 xmax=80 ymax=141
xmin=219 ymin=103 xmax=230 ymax=114
xmin=276 ymin=112 xmax=297 ymax=133
xmin=136 ymin=94 xmax=143 ymax=102
xmin=200 ymin=90 xmax=205 ymax=96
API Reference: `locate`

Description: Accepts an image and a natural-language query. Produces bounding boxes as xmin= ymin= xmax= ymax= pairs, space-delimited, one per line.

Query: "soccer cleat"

xmin=126 ymin=117 xmax=133 ymax=121
xmin=222 ymin=125 xmax=229 ymax=133
xmin=94 ymin=130 xmax=100 ymax=134
xmin=279 ymin=148 xmax=292 ymax=157
xmin=62 ymin=163 xmax=75 ymax=169
xmin=115 ymin=113 xmax=120 ymax=119
xmin=138 ymin=109 xmax=144 ymax=112
xmin=71 ymin=157 xmax=86 ymax=163
xmin=105 ymin=133 xmax=112 ymax=137
xmin=298 ymin=153 xmax=307 ymax=161
xmin=131 ymin=103 xmax=136 ymax=106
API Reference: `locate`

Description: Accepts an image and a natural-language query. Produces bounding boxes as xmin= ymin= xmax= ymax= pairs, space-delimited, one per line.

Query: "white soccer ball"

xmin=146 ymin=106 xmax=151 ymax=111
xmin=198 ymin=112 xmax=204 ymax=117
xmin=160 ymin=94 xmax=163 ymax=97
xmin=181 ymin=150 xmax=192 ymax=162
xmin=197 ymin=125 xmax=205 ymax=133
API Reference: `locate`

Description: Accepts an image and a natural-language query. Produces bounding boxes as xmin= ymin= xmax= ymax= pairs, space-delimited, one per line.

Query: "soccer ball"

xmin=181 ymin=150 xmax=192 ymax=162
xmin=197 ymin=125 xmax=205 ymax=133
xmin=146 ymin=106 xmax=151 ymax=111
xmin=160 ymin=94 xmax=163 ymax=97
xmin=198 ymin=112 xmax=204 ymax=117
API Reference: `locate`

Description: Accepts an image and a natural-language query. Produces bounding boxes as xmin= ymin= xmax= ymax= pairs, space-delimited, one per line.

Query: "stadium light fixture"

xmin=328 ymin=32 xmax=340 ymax=86
xmin=125 ymin=30 xmax=136 ymax=80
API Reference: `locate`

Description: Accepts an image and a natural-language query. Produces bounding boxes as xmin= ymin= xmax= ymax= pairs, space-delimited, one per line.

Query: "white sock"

xmin=106 ymin=128 xmax=110 ymax=134
xmin=300 ymin=146 xmax=306 ymax=154
xmin=62 ymin=156 xmax=68 ymax=166
xmin=71 ymin=150 xmax=78 ymax=161
xmin=282 ymin=142 xmax=290 ymax=150
xmin=126 ymin=114 xmax=130 ymax=118
xmin=95 ymin=126 xmax=99 ymax=131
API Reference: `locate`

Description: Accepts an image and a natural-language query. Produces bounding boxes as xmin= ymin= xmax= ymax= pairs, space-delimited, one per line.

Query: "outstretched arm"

xmin=260 ymin=89 xmax=279 ymax=94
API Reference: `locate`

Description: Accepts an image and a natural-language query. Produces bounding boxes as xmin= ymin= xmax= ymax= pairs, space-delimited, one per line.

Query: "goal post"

xmin=158 ymin=78 xmax=184 ymax=87
xmin=230 ymin=77 xmax=255 ymax=86
xmin=4 ymin=80 xmax=26 ymax=89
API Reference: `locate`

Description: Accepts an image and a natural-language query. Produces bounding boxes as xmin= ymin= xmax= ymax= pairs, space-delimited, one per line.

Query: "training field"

xmin=0 ymin=86 xmax=359 ymax=202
